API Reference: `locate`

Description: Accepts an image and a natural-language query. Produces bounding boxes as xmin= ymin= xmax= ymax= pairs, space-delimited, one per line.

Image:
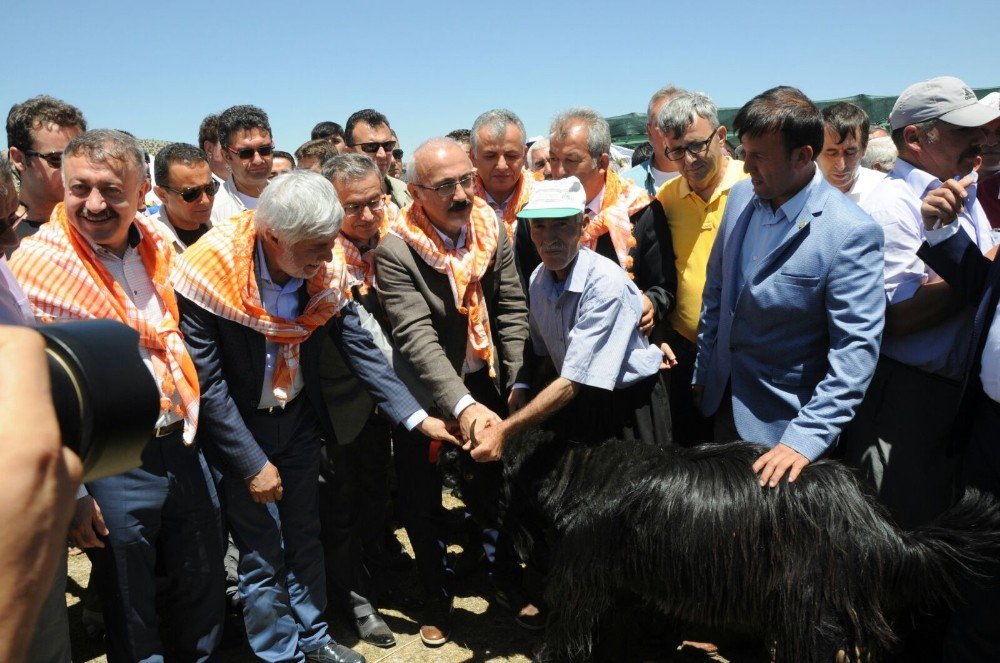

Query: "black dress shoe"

xmin=305 ymin=641 xmax=366 ymax=663
xmin=356 ymin=612 xmax=396 ymax=648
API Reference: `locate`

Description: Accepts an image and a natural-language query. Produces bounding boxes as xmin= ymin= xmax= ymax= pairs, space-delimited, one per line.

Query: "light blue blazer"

xmin=693 ymin=175 xmax=885 ymax=460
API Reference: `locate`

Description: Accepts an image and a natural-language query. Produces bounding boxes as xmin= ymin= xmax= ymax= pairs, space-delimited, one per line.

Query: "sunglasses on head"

xmin=350 ymin=140 xmax=397 ymax=155
xmin=23 ymin=149 xmax=63 ymax=168
xmin=162 ymin=180 xmax=221 ymax=202
xmin=226 ymin=144 xmax=275 ymax=160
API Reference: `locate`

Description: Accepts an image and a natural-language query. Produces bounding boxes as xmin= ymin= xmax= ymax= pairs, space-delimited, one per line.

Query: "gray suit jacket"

xmin=375 ymin=216 xmax=530 ymax=415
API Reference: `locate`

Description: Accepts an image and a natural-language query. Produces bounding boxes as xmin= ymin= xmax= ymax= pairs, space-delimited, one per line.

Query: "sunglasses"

xmin=350 ymin=140 xmax=397 ymax=155
xmin=392 ymin=148 xmax=404 ymax=159
xmin=162 ymin=180 xmax=221 ymax=202
xmin=226 ymin=144 xmax=275 ymax=160
xmin=23 ymin=149 xmax=63 ymax=168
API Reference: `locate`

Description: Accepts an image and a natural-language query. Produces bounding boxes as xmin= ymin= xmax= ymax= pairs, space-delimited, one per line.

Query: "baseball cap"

xmin=889 ymin=76 xmax=1000 ymax=130
xmin=517 ymin=176 xmax=586 ymax=219
xmin=980 ymin=91 xmax=1000 ymax=112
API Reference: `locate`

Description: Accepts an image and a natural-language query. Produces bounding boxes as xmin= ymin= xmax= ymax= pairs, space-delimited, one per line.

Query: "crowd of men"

xmin=2 ymin=74 xmax=999 ymax=663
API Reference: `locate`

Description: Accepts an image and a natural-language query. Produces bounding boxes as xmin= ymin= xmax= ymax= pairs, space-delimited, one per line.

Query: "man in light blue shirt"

xmin=469 ymin=176 xmax=674 ymax=461
xmin=620 ymin=86 xmax=683 ymax=196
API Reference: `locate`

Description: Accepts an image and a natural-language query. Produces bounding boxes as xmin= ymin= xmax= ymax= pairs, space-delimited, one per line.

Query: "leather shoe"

xmin=419 ymin=597 xmax=453 ymax=647
xmin=356 ymin=612 xmax=395 ymax=648
xmin=305 ymin=641 xmax=366 ymax=663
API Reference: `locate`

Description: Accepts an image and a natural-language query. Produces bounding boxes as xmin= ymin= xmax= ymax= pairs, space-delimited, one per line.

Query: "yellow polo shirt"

xmin=657 ymin=158 xmax=748 ymax=343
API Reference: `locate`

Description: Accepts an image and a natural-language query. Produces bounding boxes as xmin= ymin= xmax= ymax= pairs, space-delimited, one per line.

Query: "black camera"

xmin=38 ymin=320 xmax=160 ymax=482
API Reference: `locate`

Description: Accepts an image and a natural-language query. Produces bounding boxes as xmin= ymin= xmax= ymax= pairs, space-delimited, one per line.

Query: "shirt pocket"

xmin=774 ymin=273 xmax=821 ymax=288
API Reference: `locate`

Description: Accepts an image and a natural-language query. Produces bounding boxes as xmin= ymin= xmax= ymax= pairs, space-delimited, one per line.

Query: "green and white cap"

xmin=517 ymin=176 xmax=586 ymax=219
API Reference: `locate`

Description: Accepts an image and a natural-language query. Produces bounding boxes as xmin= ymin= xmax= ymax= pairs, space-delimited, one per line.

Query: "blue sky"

xmin=4 ymin=0 xmax=996 ymax=153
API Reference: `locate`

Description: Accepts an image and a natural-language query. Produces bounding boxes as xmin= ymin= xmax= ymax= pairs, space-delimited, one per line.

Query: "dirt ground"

xmin=65 ymin=492 xmax=738 ymax=663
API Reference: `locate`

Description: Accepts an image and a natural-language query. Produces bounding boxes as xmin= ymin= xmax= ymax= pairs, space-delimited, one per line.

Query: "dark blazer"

xmin=514 ymin=198 xmax=677 ymax=336
xmin=918 ymin=228 xmax=1000 ymax=417
xmin=179 ymin=292 xmax=422 ymax=479
xmin=374 ymin=219 xmax=530 ymax=415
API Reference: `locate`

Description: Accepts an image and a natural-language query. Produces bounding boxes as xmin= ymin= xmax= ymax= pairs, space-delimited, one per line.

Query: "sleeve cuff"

xmin=403 ymin=409 xmax=428 ymax=431
xmin=75 ymin=484 xmax=89 ymax=500
xmin=924 ymin=222 xmax=961 ymax=247
xmin=512 ymin=383 xmax=531 ymax=392
xmin=452 ymin=394 xmax=476 ymax=418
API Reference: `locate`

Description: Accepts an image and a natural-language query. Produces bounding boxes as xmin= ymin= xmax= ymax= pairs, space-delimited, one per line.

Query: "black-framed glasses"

xmin=0 ymin=206 xmax=27 ymax=234
xmin=664 ymin=135 xmax=716 ymax=161
xmin=22 ymin=149 xmax=63 ymax=168
xmin=162 ymin=180 xmax=221 ymax=202
xmin=350 ymin=140 xmax=397 ymax=155
xmin=391 ymin=148 xmax=404 ymax=159
xmin=343 ymin=197 xmax=386 ymax=217
xmin=414 ymin=171 xmax=476 ymax=198
xmin=226 ymin=144 xmax=275 ymax=160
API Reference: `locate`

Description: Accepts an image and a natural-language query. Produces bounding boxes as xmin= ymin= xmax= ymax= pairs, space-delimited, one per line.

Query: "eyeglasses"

xmin=414 ymin=172 xmax=476 ymax=198
xmin=392 ymin=148 xmax=404 ymax=160
xmin=343 ymin=197 xmax=386 ymax=216
xmin=0 ymin=206 xmax=27 ymax=234
xmin=226 ymin=144 xmax=275 ymax=160
xmin=350 ymin=140 xmax=397 ymax=155
xmin=162 ymin=180 xmax=221 ymax=203
xmin=664 ymin=135 xmax=716 ymax=162
xmin=22 ymin=149 xmax=63 ymax=168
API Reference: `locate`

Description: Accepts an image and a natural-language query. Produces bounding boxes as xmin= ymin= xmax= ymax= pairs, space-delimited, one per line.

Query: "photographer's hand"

xmin=0 ymin=326 xmax=82 ymax=663
xmin=68 ymin=496 xmax=108 ymax=548
xmin=246 ymin=461 xmax=283 ymax=504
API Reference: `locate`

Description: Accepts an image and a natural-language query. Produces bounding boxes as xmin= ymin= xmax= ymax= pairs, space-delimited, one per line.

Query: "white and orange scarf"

xmin=473 ymin=170 xmax=541 ymax=241
xmin=389 ymin=197 xmax=499 ymax=376
xmin=174 ymin=211 xmax=350 ymax=406
xmin=582 ymin=169 xmax=652 ymax=278
xmin=10 ymin=204 xmax=201 ymax=443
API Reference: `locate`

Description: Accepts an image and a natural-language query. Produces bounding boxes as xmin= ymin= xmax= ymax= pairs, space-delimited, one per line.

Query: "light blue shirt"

xmin=256 ymin=241 xmax=304 ymax=409
xmin=864 ymin=159 xmax=996 ymax=379
xmin=528 ymin=248 xmax=663 ymax=390
xmin=738 ymin=166 xmax=821 ymax=293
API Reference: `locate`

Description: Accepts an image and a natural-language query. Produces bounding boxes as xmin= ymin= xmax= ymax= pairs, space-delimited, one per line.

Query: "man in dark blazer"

xmin=916 ymin=173 xmax=1000 ymax=662
xmin=178 ymin=171 xmax=454 ymax=663
xmin=375 ymin=137 xmax=534 ymax=646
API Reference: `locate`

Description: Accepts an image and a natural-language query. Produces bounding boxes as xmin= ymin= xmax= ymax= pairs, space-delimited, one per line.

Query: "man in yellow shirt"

xmin=657 ymin=91 xmax=747 ymax=445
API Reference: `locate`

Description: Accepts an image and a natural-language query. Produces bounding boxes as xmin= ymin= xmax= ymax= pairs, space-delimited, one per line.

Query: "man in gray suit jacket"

xmin=694 ymin=86 xmax=885 ymax=489
xmin=375 ymin=137 xmax=534 ymax=646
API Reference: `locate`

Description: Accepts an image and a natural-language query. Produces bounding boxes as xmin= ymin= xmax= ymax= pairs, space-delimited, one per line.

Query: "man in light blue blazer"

xmin=694 ymin=86 xmax=885 ymax=488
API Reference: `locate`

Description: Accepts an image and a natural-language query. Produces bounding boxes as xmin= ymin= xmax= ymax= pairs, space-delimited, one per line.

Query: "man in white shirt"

xmin=816 ymin=101 xmax=884 ymax=206
xmin=210 ymin=105 xmax=275 ymax=225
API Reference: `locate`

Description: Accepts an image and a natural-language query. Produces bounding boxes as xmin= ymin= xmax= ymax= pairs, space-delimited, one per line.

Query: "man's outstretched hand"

xmin=752 ymin=443 xmax=809 ymax=488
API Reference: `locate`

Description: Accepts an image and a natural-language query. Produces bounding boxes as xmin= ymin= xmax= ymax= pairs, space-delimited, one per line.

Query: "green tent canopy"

xmin=608 ymin=87 xmax=1000 ymax=149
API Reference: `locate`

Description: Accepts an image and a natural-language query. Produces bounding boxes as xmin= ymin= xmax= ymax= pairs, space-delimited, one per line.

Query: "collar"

xmin=431 ymin=223 xmax=468 ymax=250
xmin=485 ymin=186 xmax=515 ymax=211
xmin=752 ymin=165 xmax=821 ymax=224
xmin=541 ymin=247 xmax=592 ymax=296
xmin=893 ymin=158 xmax=979 ymax=207
xmin=585 ymin=185 xmax=606 ymax=214
xmin=88 ymin=218 xmax=142 ymax=257
xmin=675 ymin=157 xmax=744 ymax=202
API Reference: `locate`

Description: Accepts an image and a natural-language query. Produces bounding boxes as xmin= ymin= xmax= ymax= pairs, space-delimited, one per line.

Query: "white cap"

xmin=517 ymin=176 xmax=586 ymax=219
xmin=890 ymin=76 xmax=1000 ymax=130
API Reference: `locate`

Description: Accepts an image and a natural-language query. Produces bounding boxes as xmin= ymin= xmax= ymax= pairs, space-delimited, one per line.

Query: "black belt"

xmin=154 ymin=420 xmax=183 ymax=438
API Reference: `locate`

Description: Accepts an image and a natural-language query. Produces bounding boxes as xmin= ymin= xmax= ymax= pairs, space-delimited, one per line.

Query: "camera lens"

xmin=37 ymin=320 xmax=160 ymax=482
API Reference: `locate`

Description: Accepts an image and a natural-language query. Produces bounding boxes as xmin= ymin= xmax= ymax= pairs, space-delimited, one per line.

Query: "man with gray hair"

xmin=518 ymin=108 xmax=675 ymax=344
xmin=653 ymin=91 xmax=748 ymax=445
xmin=527 ymin=137 xmax=551 ymax=179
xmin=177 ymin=170 xmax=451 ymax=662
xmin=621 ymin=85 xmax=684 ymax=195
xmin=470 ymin=108 xmax=535 ymax=243
xmin=11 ymin=129 xmax=224 ymax=661
xmin=860 ymin=136 xmax=897 ymax=174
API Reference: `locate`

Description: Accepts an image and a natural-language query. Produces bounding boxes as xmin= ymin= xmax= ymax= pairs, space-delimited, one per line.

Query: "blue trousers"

xmin=86 ymin=429 xmax=224 ymax=663
xmin=222 ymin=397 xmax=331 ymax=662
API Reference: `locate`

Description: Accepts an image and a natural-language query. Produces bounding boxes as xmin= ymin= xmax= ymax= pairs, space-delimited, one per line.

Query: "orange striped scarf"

xmin=173 ymin=210 xmax=350 ymax=406
xmin=9 ymin=204 xmax=200 ymax=443
xmin=473 ymin=170 xmax=541 ymax=241
xmin=582 ymin=169 xmax=652 ymax=277
xmin=338 ymin=194 xmax=397 ymax=293
xmin=389 ymin=197 xmax=499 ymax=377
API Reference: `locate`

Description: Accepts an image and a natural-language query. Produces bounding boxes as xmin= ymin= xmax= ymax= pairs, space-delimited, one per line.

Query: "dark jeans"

xmin=393 ymin=369 xmax=522 ymax=599
xmin=86 ymin=430 xmax=224 ymax=663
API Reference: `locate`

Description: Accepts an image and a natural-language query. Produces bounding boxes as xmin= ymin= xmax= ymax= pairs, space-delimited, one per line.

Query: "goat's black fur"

xmin=501 ymin=431 xmax=1000 ymax=662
